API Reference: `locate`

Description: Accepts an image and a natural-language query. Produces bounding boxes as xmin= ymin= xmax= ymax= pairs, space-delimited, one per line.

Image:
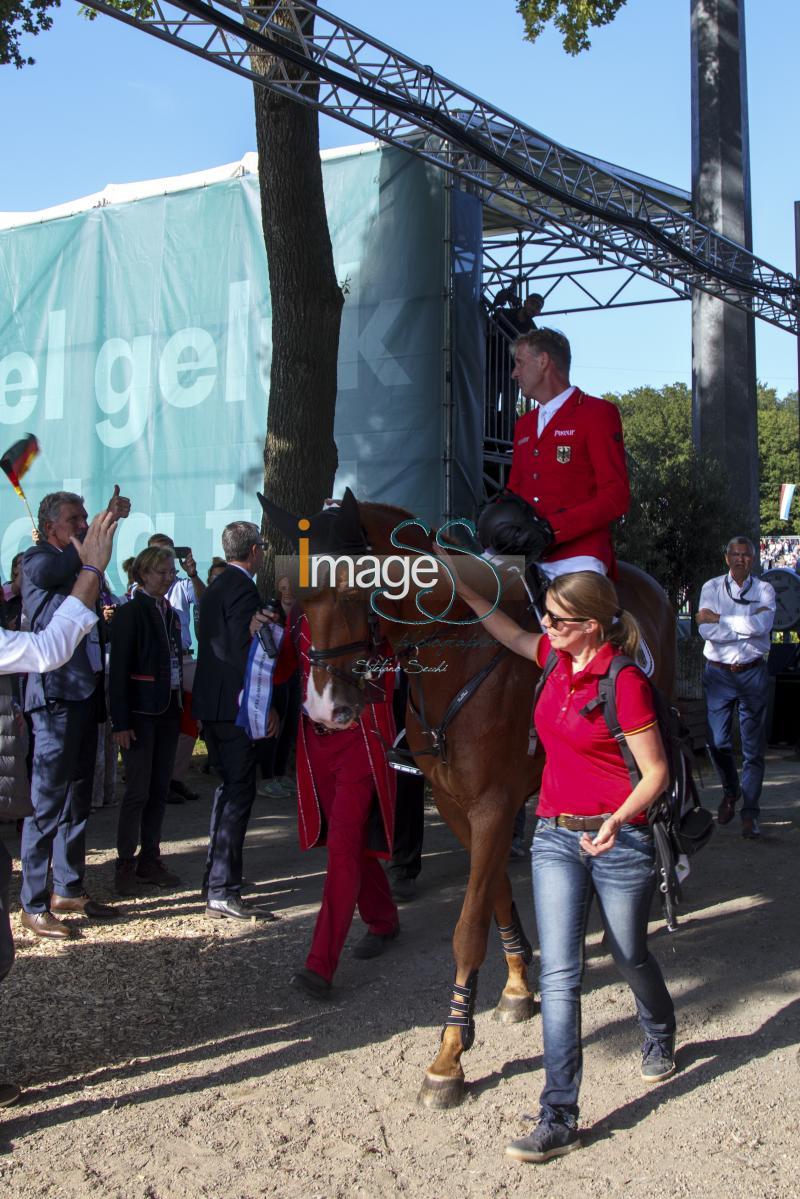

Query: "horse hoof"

xmin=493 ymin=993 xmax=536 ymax=1024
xmin=417 ymin=1073 xmax=465 ymax=1109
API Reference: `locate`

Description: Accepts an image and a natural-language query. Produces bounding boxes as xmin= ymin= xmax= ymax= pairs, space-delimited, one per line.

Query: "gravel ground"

xmin=0 ymin=748 xmax=798 ymax=1199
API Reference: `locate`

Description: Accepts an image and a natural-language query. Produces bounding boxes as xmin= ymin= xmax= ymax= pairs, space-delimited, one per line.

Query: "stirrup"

xmin=441 ymin=969 xmax=479 ymax=1052
xmin=387 ymin=731 xmax=423 ymax=776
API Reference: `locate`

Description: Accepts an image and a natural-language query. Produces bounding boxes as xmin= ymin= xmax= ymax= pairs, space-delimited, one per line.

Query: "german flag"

xmin=0 ymin=434 xmax=40 ymax=497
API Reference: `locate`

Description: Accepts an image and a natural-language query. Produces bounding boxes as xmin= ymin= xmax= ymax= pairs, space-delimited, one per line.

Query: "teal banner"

xmin=0 ymin=146 xmax=473 ymax=593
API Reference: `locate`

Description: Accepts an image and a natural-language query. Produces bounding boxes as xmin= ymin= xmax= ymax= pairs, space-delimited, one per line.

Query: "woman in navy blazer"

xmin=109 ymin=547 xmax=184 ymax=897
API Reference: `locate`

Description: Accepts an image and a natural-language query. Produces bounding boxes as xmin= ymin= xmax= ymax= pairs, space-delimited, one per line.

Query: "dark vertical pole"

xmin=691 ymin=0 xmax=758 ymax=532
xmin=795 ymin=202 xmax=800 ymax=489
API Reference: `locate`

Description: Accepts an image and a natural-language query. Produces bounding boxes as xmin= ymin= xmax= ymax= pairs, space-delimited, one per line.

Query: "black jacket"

xmin=192 ymin=566 xmax=260 ymax=723
xmin=109 ymin=591 xmax=183 ymax=730
xmin=22 ymin=541 xmax=105 ymax=709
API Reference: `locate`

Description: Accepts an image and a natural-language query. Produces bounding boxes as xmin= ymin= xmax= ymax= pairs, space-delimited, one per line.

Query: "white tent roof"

xmin=0 ymin=143 xmax=380 ymax=231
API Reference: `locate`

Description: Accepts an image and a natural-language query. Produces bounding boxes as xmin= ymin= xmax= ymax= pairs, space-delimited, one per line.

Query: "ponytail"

xmin=606 ymin=609 xmax=641 ymax=660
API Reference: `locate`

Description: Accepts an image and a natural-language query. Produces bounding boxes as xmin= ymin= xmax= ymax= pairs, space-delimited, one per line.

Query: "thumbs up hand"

xmin=107 ymin=483 xmax=131 ymax=520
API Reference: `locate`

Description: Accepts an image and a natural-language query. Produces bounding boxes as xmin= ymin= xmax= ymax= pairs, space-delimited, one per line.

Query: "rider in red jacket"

xmin=482 ymin=328 xmax=630 ymax=577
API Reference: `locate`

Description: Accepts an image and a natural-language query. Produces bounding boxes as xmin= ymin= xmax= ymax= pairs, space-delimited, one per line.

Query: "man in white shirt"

xmin=0 ymin=510 xmax=118 ymax=1108
xmin=696 ymin=537 xmax=776 ymax=839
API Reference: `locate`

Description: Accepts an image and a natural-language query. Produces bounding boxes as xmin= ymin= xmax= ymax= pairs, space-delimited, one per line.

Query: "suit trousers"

xmin=21 ymin=692 xmax=100 ymax=912
xmin=117 ymin=695 xmax=181 ymax=862
xmin=703 ymin=659 xmax=769 ymax=821
xmin=171 ymin=656 xmax=196 ymax=783
xmin=387 ymin=676 xmax=425 ymax=882
xmin=305 ymin=726 xmax=397 ymax=983
xmin=202 ymin=721 xmax=257 ymax=899
xmin=0 ymin=841 xmax=14 ymax=985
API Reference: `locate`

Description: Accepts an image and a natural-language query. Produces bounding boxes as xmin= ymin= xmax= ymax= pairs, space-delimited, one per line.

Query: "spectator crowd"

xmin=0 ymin=487 xmax=423 ymax=1109
xmin=759 ymin=536 xmax=800 ymax=571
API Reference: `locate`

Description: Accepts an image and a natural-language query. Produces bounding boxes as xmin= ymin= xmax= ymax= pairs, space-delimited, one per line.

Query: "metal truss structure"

xmin=482 ymin=229 xmax=691 ymax=317
xmin=81 ymin=0 xmax=799 ymax=333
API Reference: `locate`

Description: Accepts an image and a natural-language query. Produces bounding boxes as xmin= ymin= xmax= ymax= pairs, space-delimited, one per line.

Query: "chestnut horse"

xmin=260 ymin=490 xmax=675 ymax=1109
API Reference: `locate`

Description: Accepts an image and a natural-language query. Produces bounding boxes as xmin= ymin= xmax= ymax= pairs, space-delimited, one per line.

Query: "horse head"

xmin=258 ymin=488 xmax=387 ymax=729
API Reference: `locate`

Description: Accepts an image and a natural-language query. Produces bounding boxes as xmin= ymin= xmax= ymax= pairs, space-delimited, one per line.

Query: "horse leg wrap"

xmin=496 ymin=902 xmax=533 ymax=964
xmin=441 ymin=970 xmax=479 ymax=1052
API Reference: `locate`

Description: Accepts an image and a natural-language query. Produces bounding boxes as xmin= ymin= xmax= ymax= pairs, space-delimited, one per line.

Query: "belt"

xmin=553 ymin=814 xmax=610 ymax=832
xmin=707 ymin=657 xmax=763 ymax=674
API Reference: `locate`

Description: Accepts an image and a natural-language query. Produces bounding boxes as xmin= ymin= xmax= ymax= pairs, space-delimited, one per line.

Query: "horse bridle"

xmin=306 ymin=607 xmax=385 ymax=700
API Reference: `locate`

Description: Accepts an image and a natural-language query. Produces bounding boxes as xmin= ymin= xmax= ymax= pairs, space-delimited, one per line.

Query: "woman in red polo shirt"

xmin=449 ymin=566 xmax=676 ymax=1166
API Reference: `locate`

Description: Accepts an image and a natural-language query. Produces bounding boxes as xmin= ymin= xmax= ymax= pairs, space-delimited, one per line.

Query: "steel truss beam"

xmin=482 ymin=229 xmax=691 ymax=315
xmin=81 ymin=0 xmax=799 ymax=333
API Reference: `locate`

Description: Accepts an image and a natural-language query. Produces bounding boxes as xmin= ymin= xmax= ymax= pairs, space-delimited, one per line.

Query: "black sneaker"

xmin=0 ymin=1081 xmax=21 ymax=1108
xmin=389 ymin=874 xmax=416 ymax=904
xmin=641 ymin=1037 xmax=676 ymax=1082
xmin=352 ymin=925 xmax=400 ymax=959
xmin=505 ymin=1115 xmax=581 ymax=1163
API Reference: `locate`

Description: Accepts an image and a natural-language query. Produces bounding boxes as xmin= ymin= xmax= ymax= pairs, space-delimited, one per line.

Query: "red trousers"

xmin=304 ymin=725 xmax=397 ymax=982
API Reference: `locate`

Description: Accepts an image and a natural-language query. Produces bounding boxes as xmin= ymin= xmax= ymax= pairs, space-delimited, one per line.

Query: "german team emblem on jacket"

xmin=556 ymin=444 xmax=572 ymax=464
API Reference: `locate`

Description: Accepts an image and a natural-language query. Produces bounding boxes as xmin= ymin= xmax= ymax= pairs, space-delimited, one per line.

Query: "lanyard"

xmin=724 ymin=576 xmax=756 ymax=606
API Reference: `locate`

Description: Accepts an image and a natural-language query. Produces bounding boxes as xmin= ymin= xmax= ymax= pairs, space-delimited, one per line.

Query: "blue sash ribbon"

xmin=236 ymin=623 xmax=284 ymax=740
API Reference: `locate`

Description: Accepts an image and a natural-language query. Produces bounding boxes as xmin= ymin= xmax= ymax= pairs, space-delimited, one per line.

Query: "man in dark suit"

xmin=20 ymin=487 xmax=130 ymax=940
xmin=193 ymin=521 xmax=277 ymax=920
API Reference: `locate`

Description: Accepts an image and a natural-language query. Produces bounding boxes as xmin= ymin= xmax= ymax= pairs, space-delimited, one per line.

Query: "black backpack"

xmin=530 ymin=652 xmax=714 ymax=931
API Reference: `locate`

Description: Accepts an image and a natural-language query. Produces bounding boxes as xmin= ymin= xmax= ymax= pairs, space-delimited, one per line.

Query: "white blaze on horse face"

xmin=303 ymin=665 xmax=338 ymax=726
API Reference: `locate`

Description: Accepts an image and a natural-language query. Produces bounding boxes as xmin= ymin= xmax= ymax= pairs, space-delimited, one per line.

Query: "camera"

xmin=173 ymin=545 xmax=191 ymax=561
xmin=257 ymin=601 xmax=282 ymax=659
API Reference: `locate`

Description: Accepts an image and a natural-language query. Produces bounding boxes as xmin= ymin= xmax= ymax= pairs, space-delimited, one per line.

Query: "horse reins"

xmin=403 ymin=646 xmax=508 ymax=766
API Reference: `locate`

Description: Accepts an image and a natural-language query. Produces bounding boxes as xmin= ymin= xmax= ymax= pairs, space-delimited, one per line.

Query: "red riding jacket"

xmin=507 ymin=388 xmax=630 ymax=573
xmin=274 ymin=609 xmax=397 ymax=856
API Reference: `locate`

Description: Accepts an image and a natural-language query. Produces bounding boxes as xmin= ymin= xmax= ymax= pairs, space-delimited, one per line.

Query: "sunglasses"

xmin=543 ymin=607 xmax=588 ymax=629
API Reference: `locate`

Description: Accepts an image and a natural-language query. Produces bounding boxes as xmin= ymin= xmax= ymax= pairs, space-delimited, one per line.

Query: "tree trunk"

xmin=250 ymin=3 xmax=344 ymax=590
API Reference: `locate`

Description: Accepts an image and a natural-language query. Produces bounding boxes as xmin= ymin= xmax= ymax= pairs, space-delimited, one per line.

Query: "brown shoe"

xmin=50 ymin=893 xmax=120 ymax=920
xmin=20 ymin=910 xmax=79 ymax=940
xmin=717 ymin=794 xmax=737 ymax=825
xmin=115 ymin=860 xmax=142 ymax=897
xmin=136 ymin=858 xmax=181 ymax=889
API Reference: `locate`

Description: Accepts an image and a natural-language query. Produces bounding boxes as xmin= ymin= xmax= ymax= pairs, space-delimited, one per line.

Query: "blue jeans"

xmin=21 ymin=696 xmax=99 ymax=912
xmin=0 ymin=841 xmax=14 ymax=985
xmin=703 ymin=660 xmax=768 ymax=821
xmin=532 ymin=821 xmax=675 ymax=1122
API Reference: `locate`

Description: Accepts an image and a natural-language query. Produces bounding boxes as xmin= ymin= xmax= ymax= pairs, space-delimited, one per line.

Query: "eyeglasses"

xmin=543 ymin=607 xmax=587 ymax=629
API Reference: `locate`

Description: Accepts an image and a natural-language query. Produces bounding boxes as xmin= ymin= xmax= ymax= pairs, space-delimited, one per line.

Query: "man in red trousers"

xmin=273 ymin=607 xmax=398 ymax=1000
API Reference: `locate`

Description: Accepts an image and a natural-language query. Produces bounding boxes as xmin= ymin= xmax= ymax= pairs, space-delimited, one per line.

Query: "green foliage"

xmin=607 ymin=383 xmax=748 ymax=609
xmin=517 ymin=0 xmax=629 ymax=55
xmin=0 ymin=0 xmax=160 ymax=67
xmin=0 ymin=0 xmax=58 ymax=68
xmin=758 ymin=388 xmax=799 ymax=536
xmin=80 ymin=1 xmax=157 ymax=21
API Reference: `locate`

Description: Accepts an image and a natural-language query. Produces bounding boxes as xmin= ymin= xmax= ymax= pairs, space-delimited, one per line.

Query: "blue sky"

xmin=2 ymin=0 xmax=798 ymax=395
